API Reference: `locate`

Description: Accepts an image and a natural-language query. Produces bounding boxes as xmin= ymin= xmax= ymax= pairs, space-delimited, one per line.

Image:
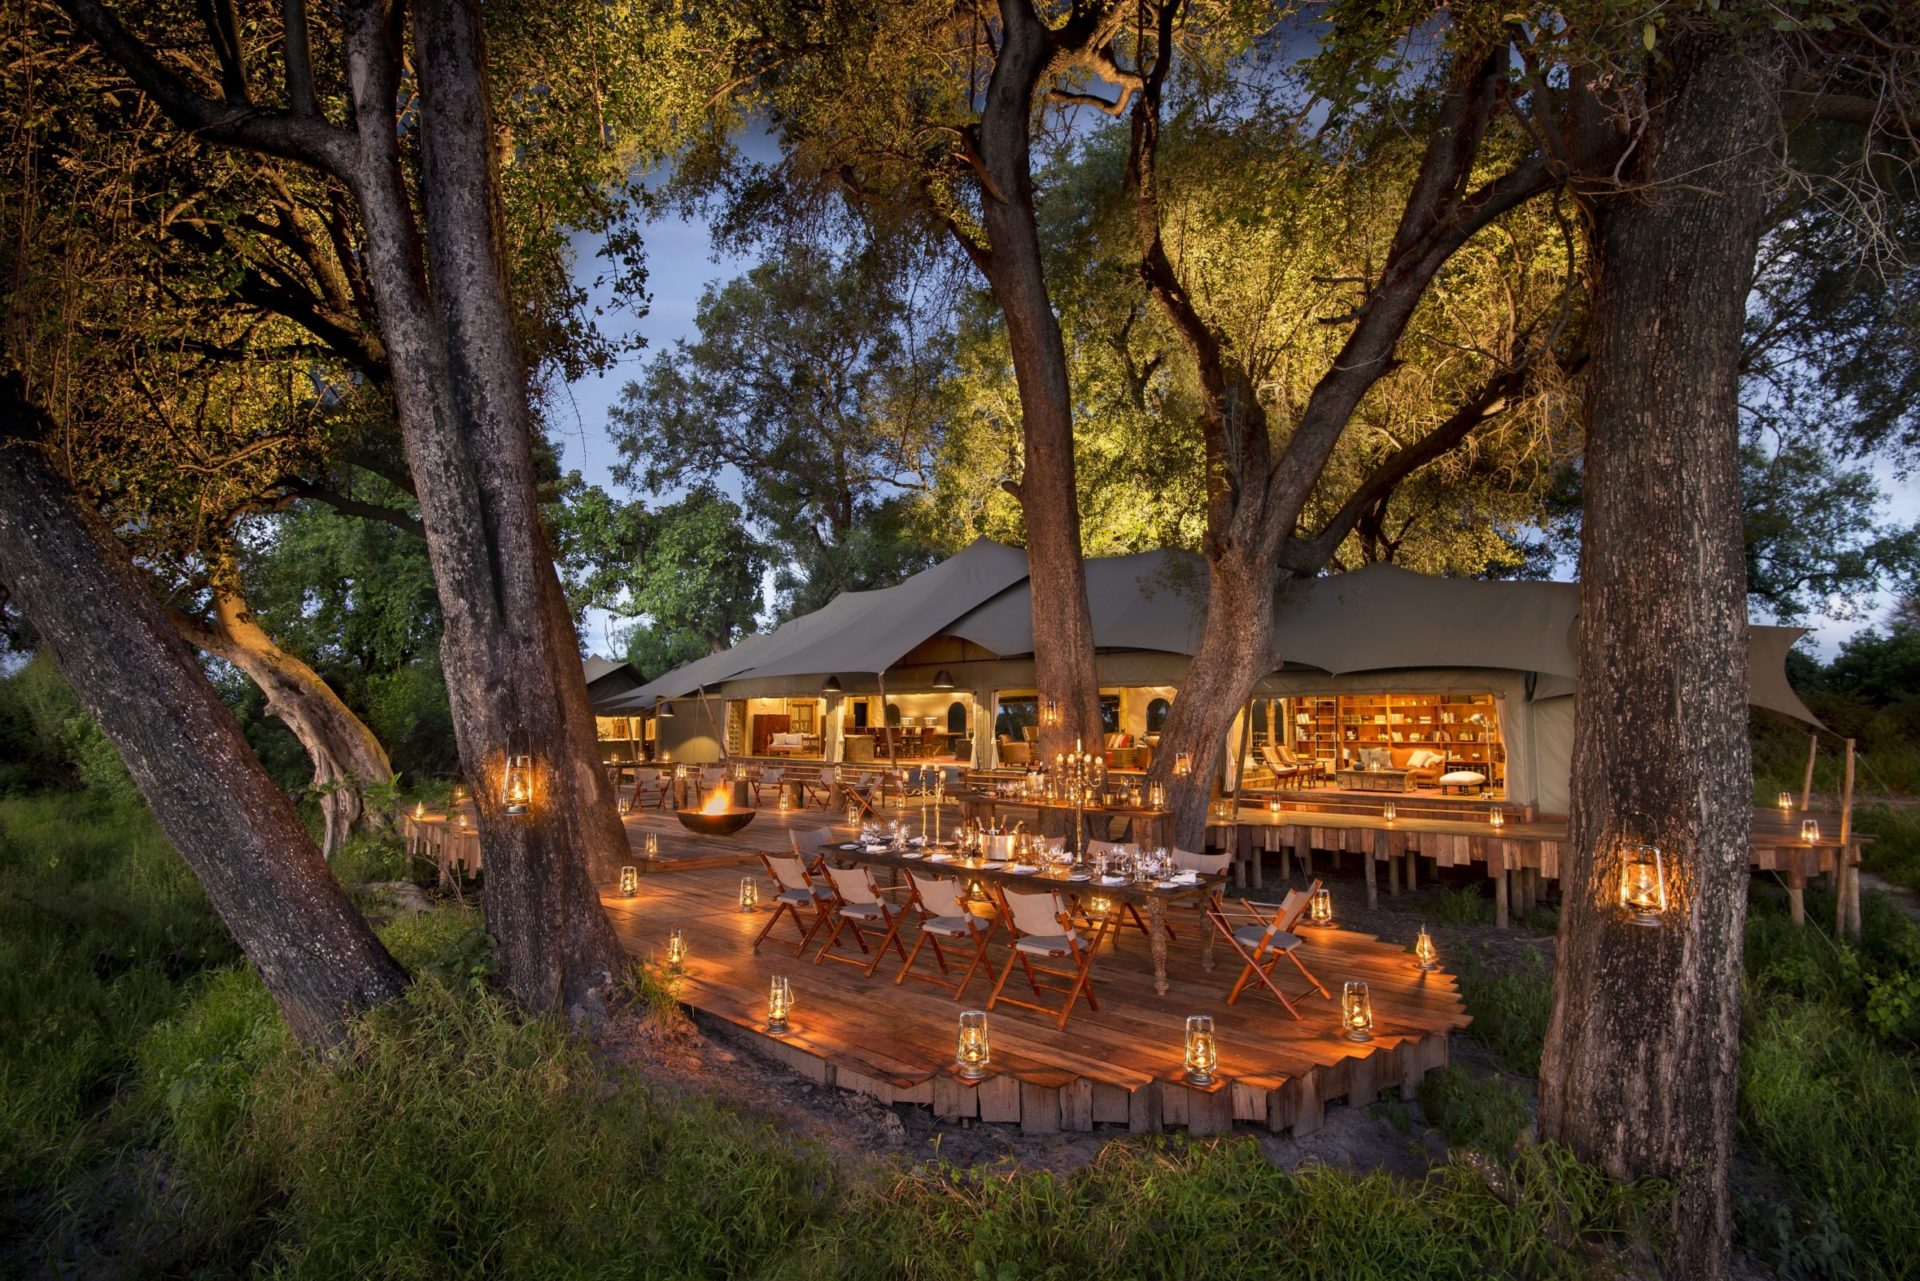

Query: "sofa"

xmin=1101 ymin=731 xmax=1152 ymax=771
xmin=1353 ymin=745 xmax=1445 ymax=787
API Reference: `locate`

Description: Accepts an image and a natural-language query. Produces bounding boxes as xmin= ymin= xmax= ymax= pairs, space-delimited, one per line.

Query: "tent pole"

xmin=699 ymin=683 xmax=724 ymax=760
xmin=1799 ymin=732 xmax=1818 ymax=810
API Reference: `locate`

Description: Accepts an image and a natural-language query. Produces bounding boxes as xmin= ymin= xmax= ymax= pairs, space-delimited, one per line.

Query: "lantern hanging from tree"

xmin=502 ymin=729 xmax=534 ymax=816
xmin=1618 ymin=844 xmax=1667 ymax=927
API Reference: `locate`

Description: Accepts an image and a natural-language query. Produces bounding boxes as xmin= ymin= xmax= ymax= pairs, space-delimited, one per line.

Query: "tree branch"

xmin=268 ymin=480 xmax=426 ymax=538
xmin=57 ymin=0 xmax=353 ymax=173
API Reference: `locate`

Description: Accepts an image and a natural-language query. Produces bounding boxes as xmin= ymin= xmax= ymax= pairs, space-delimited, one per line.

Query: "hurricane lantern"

xmin=1173 ymin=752 xmax=1193 ymax=778
xmin=1488 ymin=807 xmax=1505 ymax=830
xmin=645 ymin=833 xmax=660 ymax=860
xmin=1801 ymin=819 xmax=1821 ymax=844
xmin=1308 ymin=886 xmax=1335 ymax=927
xmin=1342 ymin=980 xmax=1375 ymax=1042
xmin=955 ymin=1010 xmax=991 ymax=1080
xmin=414 ymin=801 xmax=426 ymax=820
xmin=1382 ymin=801 xmax=1397 ymax=825
xmin=666 ymin=927 xmax=687 ymax=970
xmin=739 ymin=877 xmax=759 ymax=913
xmin=1413 ymin=925 xmax=1438 ymax=971
xmin=619 ymin=865 xmax=639 ymax=897
xmin=1618 ymin=844 xmax=1667 ymax=927
xmin=1777 ymin=791 xmax=1794 ymax=816
xmin=1040 ymin=698 xmax=1061 ymax=729
xmin=766 ymin=976 xmax=793 ymax=1034
xmin=778 ymin=791 xmax=792 ymax=813
xmin=1183 ymin=1015 xmax=1219 ymax=1086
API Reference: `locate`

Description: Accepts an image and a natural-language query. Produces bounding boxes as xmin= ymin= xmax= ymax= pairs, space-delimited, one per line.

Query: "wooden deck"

xmin=600 ymin=807 xmax=1467 ymax=1136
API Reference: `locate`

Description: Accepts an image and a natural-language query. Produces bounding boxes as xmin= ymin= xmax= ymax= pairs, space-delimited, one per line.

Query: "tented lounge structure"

xmin=602 ymin=539 xmax=1817 ymax=815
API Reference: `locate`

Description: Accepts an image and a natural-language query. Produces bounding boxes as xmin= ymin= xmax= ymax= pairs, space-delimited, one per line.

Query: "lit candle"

xmin=619 ymin=865 xmax=638 ymax=897
xmin=1183 ymin=1014 xmax=1218 ymax=1086
xmin=1342 ymin=981 xmax=1374 ymax=1041
xmin=955 ymin=1010 xmax=990 ymax=1080
xmin=1413 ymin=924 xmax=1438 ymax=971
xmin=1618 ymin=844 xmax=1667 ymax=927
xmin=766 ymin=976 xmax=792 ymax=1033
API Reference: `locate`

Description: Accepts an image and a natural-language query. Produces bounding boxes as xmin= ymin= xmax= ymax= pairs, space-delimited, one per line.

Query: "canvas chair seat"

xmin=921 ymin=915 xmax=976 ymax=937
xmin=1014 ymin=933 xmax=1080 ymax=957
xmin=776 ymin=886 xmax=831 ymax=906
xmin=838 ymin=901 xmax=889 ymax=922
xmin=1233 ymin=924 xmax=1301 ymax=951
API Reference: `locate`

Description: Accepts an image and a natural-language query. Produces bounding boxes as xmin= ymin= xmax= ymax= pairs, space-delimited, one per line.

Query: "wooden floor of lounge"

xmin=602 ymin=809 xmax=1468 ymax=1136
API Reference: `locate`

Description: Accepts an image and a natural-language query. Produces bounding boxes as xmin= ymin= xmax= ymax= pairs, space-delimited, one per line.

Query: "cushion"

xmin=1406 ymin=748 xmax=1440 ymax=770
xmin=1104 ymin=732 xmax=1131 ymax=750
xmin=1439 ymin=770 xmax=1486 ymax=786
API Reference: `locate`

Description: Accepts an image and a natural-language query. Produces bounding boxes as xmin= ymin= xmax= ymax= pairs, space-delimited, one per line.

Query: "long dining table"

xmin=809 ymin=837 xmax=1224 ymax=996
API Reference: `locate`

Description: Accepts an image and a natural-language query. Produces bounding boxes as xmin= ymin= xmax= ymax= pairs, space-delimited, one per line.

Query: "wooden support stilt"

xmin=1839 ymin=739 xmax=1858 ymax=939
xmin=1493 ymin=850 xmax=1509 ymax=930
xmin=1387 ymin=841 xmax=1400 ymax=896
xmin=1252 ymin=831 xmax=1265 ymax=891
xmin=1365 ymin=830 xmax=1383 ymax=910
xmin=1787 ymin=861 xmax=1806 ymax=926
xmin=1296 ymin=832 xmax=1313 ymax=879
xmin=1405 ymin=846 xmax=1417 ymax=892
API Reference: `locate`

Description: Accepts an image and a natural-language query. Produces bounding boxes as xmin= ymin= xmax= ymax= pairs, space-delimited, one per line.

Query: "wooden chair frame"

xmin=1204 ymin=879 xmax=1330 ymax=1018
xmin=752 ymin=851 xmax=834 ymax=956
xmin=895 ymin=871 xmax=995 ymax=1000
xmin=987 ymin=885 xmax=1101 ymax=1030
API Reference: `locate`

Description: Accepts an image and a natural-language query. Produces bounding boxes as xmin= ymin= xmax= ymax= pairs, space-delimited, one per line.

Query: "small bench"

xmin=1438 ymin=770 xmax=1487 ymax=795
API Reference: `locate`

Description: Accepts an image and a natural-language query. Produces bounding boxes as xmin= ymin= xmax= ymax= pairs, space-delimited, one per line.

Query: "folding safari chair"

xmin=803 ymin=767 xmax=836 ymax=809
xmin=790 ymin=827 xmax=836 ymax=877
xmin=753 ymin=852 xmax=834 ymax=955
xmin=1204 ymin=879 xmax=1331 ymax=1018
xmin=752 ymin=767 xmax=785 ymax=806
xmin=814 ymin=864 xmax=912 ymax=976
xmin=896 ymin=870 xmax=995 ymax=1000
xmin=842 ymin=772 xmax=882 ymax=821
xmin=987 ymin=886 xmax=1101 ymax=1030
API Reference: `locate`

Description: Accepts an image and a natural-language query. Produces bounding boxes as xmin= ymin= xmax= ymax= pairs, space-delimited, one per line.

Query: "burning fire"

xmin=698 ymin=784 xmax=733 ymax=815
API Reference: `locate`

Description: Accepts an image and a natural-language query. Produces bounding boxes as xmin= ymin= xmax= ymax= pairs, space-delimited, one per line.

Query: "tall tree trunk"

xmin=173 ymin=582 xmax=395 ymax=859
xmin=338 ymin=0 xmax=627 ymax=1016
xmin=973 ymin=0 xmax=1103 ymax=759
xmin=1537 ymin=33 xmax=1783 ymax=1280
xmin=0 ymin=390 xmax=408 ymax=1048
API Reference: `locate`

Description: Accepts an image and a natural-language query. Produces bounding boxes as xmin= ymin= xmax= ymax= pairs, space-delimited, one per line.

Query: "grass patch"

xmin=1430 ymin=885 xmax=1495 ymax=926
xmin=1456 ymin=946 xmax=1554 ymax=1075
xmin=1856 ymin=803 xmax=1920 ymax=892
xmin=1417 ymin=1065 xmax=1530 ymax=1155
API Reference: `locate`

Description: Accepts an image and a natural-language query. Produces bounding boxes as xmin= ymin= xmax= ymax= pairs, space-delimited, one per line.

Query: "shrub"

xmin=1457 ymin=946 xmax=1554 ymax=1075
xmin=1430 ymin=885 xmax=1495 ymax=926
xmin=1417 ymin=1065 xmax=1530 ymax=1155
xmin=1857 ymin=804 xmax=1920 ymax=891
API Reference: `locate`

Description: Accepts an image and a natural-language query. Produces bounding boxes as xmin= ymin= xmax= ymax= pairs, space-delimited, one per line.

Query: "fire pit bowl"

xmin=674 ymin=806 xmax=757 ymax=836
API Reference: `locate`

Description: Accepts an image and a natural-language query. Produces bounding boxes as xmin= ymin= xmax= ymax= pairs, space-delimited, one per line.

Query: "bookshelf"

xmin=1287 ymin=691 xmax=1503 ymax=785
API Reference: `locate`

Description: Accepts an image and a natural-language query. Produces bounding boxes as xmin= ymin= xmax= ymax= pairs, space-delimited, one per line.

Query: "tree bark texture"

xmin=173 ymin=585 xmax=395 ymax=859
xmin=1536 ymin=33 xmax=1783 ymax=1280
xmin=0 ymin=402 xmax=409 ymax=1049
xmin=975 ymin=0 xmax=1103 ymax=761
xmin=54 ymin=0 xmax=632 ymax=1019
xmin=341 ymin=0 xmax=628 ymax=1016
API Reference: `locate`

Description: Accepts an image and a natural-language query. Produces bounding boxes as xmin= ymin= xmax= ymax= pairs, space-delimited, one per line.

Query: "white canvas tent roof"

xmin=614 ymin=542 xmax=1820 ymax=724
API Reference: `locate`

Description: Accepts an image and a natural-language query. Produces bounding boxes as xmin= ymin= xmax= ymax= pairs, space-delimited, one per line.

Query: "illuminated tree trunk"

xmin=0 ymin=390 xmax=408 ymax=1048
xmin=173 ymin=584 xmax=395 ymax=859
xmin=1537 ymin=33 xmax=1783 ymax=1280
xmin=972 ymin=0 xmax=1102 ymax=761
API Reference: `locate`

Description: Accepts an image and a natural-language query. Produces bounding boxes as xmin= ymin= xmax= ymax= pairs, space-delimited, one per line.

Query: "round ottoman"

xmin=1438 ymin=770 xmax=1486 ymax=795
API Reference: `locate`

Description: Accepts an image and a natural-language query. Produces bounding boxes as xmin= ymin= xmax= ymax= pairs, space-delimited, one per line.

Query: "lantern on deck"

xmin=1341 ymin=980 xmax=1374 ymax=1042
xmin=1268 ymin=796 xmax=1282 ymax=818
xmin=1801 ymin=819 xmax=1821 ymax=844
xmin=645 ymin=833 xmax=660 ymax=861
xmin=1488 ymin=807 xmax=1505 ymax=830
xmin=414 ymin=801 xmax=426 ymax=820
xmin=1413 ymin=924 xmax=1439 ymax=971
xmin=1618 ymin=844 xmax=1667 ymax=927
xmin=502 ymin=730 xmax=534 ymax=816
xmin=1308 ymin=886 xmax=1335 ymax=927
xmin=1382 ymin=801 xmax=1396 ymax=825
xmin=1183 ymin=1014 xmax=1219 ymax=1086
xmin=1777 ymin=791 xmax=1794 ymax=816
xmin=617 ymin=791 xmax=632 ymax=816
xmin=619 ymin=865 xmax=639 ymax=897
xmin=739 ymin=877 xmax=759 ymax=913
xmin=666 ymin=927 xmax=687 ymax=970
xmin=778 ymin=790 xmax=792 ymax=813
xmin=766 ymin=976 xmax=793 ymax=1034
xmin=451 ymin=783 xmax=468 ymax=807
xmin=955 ymin=1010 xmax=991 ymax=1080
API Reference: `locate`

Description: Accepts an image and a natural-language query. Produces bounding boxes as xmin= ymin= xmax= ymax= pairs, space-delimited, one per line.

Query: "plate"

xmin=837 ymin=843 xmax=862 ymax=850
xmin=1068 ymin=873 xmax=1091 ymax=882
xmin=1097 ymin=875 xmax=1130 ymax=886
xmin=898 ymin=851 xmax=925 ymax=860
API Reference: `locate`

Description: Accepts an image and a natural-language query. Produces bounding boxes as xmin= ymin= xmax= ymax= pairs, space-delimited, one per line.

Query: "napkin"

xmin=1007 ymin=863 xmax=1039 ymax=875
xmin=1098 ymin=875 xmax=1130 ymax=887
xmin=929 ymin=853 xmax=955 ymax=862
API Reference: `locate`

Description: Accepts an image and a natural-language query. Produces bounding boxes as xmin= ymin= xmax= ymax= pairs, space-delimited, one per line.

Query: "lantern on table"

xmin=955 ymin=1010 xmax=991 ymax=1080
xmin=739 ymin=877 xmax=759 ymax=913
xmin=1413 ymin=924 xmax=1439 ymax=971
xmin=619 ymin=865 xmax=639 ymax=897
xmin=502 ymin=730 xmax=534 ymax=816
xmin=1341 ymin=980 xmax=1374 ymax=1042
xmin=766 ymin=976 xmax=793 ymax=1034
xmin=1182 ymin=1014 xmax=1219 ymax=1086
xmin=1801 ymin=819 xmax=1821 ymax=844
xmin=1618 ymin=844 xmax=1667 ymax=927
xmin=1308 ymin=886 xmax=1335 ymax=927
xmin=666 ymin=927 xmax=687 ymax=970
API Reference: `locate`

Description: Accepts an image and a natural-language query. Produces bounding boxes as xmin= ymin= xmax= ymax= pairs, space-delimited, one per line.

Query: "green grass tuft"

xmin=1456 ymin=946 xmax=1554 ymax=1076
xmin=1429 ymin=884 xmax=1496 ymax=926
xmin=1418 ymin=1065 xmax=1530 ymax=1155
